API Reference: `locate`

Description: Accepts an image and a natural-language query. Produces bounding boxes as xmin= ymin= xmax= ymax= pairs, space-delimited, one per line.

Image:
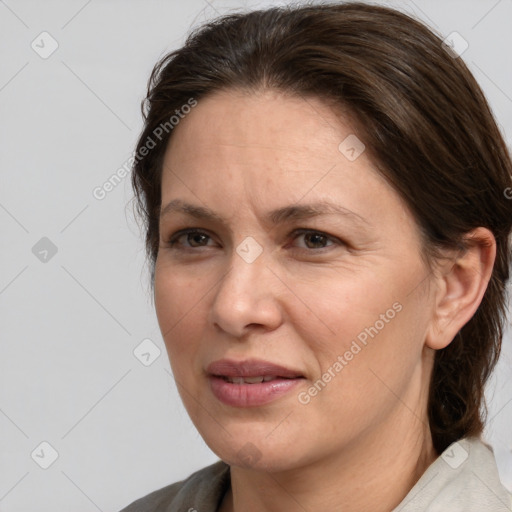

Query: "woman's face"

xmin=154 ymin=88 xmax=437 ymax=470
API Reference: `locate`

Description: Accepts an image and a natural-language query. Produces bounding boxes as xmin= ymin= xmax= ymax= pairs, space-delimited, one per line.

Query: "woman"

xmin=120 ymin=2 xmax=512 ymax=511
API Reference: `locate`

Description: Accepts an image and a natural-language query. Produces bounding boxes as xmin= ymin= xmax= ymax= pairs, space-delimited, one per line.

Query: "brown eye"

xmin=167 ymin=229 xmax=214 ymax=248
xmin=302 ymin=232 xmax=330 ymax=249
xmin=185 ymin=232 xmax=210 ymax=247
xmin=291 ymin=229 xmax=342 ymax=250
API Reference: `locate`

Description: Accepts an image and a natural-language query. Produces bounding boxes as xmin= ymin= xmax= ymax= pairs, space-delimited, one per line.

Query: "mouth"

xmin=206 ymin=358 xmax=305 ymax=407
xmin=219 ymin=375 xmax=296 ymax=384
xmin=206 ymin=358 xmax=304 ymax=379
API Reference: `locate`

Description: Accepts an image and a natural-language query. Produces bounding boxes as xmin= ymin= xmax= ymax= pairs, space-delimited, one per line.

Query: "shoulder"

xmin=118 ymin=459 xmax=230 ymax=512
xmin=443 ymin=437 xmax=512 ymax=510
xmin=395 ymin=436 xmax=512 ymax=511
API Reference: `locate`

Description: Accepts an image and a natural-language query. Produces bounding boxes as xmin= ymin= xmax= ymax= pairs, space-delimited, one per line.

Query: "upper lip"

xmin=206 ymin=358 xmax=304 ymax=378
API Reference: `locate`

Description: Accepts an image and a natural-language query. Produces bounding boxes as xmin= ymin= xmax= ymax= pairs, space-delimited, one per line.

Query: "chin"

xmin=224 ymin=449 xmax=295 ymax=472
xmin=200 ymin=427 xmax=309 ymax=472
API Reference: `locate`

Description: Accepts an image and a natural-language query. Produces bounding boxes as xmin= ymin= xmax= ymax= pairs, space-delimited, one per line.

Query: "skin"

xmin=153 ymin=88 xmax=496 ymax=512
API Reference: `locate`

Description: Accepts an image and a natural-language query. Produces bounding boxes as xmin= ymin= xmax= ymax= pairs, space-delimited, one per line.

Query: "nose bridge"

xmin=217 ymin=237 xmax=268 ymax=304
xmin=209 ymin=237 xmax=281 ymax=335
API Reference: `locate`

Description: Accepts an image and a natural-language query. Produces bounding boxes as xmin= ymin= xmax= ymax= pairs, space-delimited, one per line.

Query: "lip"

xmin=206 ymin=358 xmax=304 ymax=378
xmin=206 ymin=358 xmax=305 ymax=407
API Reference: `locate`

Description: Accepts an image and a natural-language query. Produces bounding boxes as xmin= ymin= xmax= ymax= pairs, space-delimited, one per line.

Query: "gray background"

xmin=0 ymin=0 xmax=511 ymax=510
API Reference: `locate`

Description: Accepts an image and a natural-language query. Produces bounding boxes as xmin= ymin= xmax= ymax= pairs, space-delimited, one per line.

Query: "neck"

xmin=222 ymin=424 xmax=437 ymax=512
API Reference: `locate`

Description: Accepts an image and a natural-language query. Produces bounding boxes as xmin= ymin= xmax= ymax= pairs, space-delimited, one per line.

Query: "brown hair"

xmin=130 ymin=1 xmax=512 ymax=454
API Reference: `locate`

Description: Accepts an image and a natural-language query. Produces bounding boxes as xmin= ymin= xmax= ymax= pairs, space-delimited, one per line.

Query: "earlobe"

xmin=425 ymin=227 xmax=496 ymax=351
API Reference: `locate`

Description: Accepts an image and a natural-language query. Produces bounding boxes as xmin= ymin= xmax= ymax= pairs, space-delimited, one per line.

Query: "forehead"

xmin=159 ymin=88 xmax=414 ymax=235
xmin=165 ymin=88 xmax=353 ymax=157
xmin=162 ymin=88 xmax=378 ymax=189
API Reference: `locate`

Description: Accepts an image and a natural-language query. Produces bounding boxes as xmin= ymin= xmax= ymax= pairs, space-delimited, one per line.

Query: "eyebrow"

xmin=159 ymin=198 xmax=371 ymax=227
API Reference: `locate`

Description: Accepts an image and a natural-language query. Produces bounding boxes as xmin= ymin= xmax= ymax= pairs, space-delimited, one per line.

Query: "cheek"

xmin=154 ymin=256 xmax=207 ymax=322
xmin=287 ymin=267 xmax=399 ymax=348
xmin=154 ymin=263 xmax=206 ymax=366
xmin=290 ymin=266 xmax=425 ymax=389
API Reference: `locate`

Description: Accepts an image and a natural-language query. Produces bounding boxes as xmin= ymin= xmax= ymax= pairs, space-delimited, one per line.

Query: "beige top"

xmin=119 ymin=436 xmax=512 ymax=511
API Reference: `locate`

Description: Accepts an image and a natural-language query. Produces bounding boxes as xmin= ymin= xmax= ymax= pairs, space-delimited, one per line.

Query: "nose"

xmin=208 ymin=246 xmax=283 ymax=338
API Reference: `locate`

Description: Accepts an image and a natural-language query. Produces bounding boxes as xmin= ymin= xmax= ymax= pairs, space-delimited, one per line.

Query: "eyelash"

xmin=165 ymin=228 xmax=344 ymax=252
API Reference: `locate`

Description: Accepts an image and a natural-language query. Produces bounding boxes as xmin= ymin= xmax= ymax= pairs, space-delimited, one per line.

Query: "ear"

xmin=425 ymin=227 xmax=496 ymax=350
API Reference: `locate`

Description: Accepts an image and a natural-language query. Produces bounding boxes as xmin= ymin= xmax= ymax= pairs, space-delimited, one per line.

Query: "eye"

xmin=165 ymin=229 xmax=215 ymax=249
xmin=290 ymin=229 xmax=341 ymax=250
xmin=164 ymin=228 xmax=343 ymax=252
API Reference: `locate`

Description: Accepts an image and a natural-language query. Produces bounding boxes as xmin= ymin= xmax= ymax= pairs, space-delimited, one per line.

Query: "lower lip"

xmin=209 ymin=376 xmax=304 ymax=407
